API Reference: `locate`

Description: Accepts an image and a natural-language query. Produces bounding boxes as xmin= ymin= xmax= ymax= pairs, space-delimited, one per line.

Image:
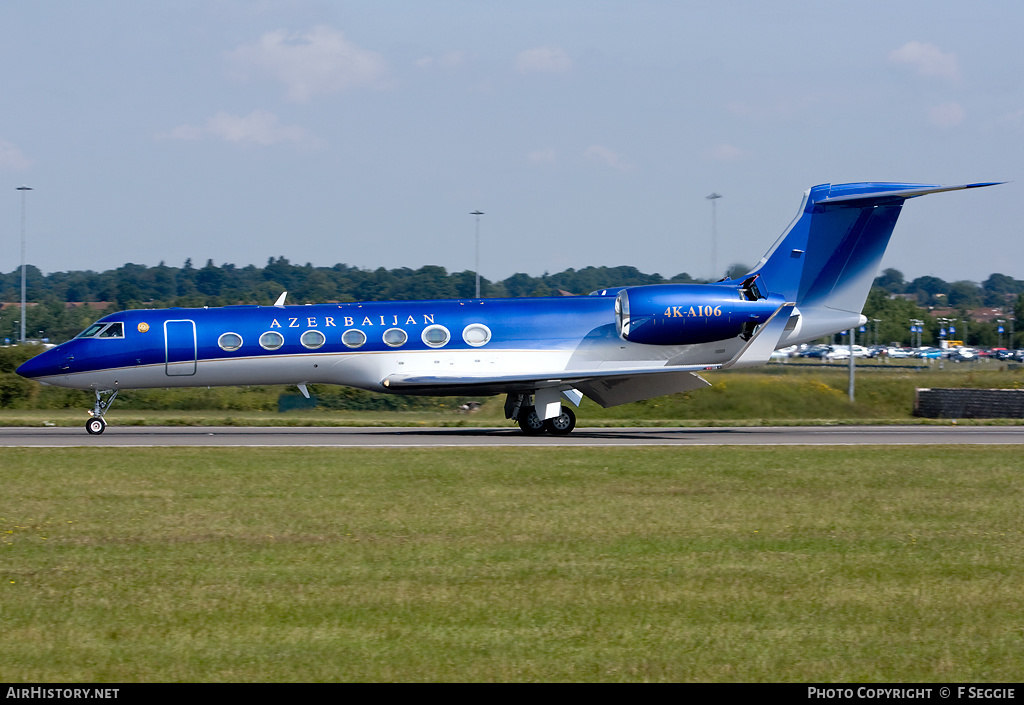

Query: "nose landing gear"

xmin=86 ymin=389 xmax=119 ymax=435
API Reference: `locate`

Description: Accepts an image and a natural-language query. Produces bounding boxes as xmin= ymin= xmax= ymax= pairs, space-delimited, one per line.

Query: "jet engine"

xmin=615 ymin=278 xmax=784 ymax=345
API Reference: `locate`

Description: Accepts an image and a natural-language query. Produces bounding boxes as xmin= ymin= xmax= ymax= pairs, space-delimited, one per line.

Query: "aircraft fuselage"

xmin=17 ymin=296 xmax=640 ymax=393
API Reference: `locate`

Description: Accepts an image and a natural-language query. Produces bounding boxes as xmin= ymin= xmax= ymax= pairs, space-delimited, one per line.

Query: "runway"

xmin=2 ymin=425 xmax=1024 ymax=447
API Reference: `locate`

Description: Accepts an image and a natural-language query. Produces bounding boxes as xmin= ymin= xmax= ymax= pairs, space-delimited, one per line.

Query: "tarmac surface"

xmin=2 ymin=425 xmax=1024 ymax=447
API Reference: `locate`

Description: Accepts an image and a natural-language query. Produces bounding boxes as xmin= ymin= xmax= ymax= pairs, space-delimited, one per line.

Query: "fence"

xmin=914 ymin=388 xmax=1024 ymax=418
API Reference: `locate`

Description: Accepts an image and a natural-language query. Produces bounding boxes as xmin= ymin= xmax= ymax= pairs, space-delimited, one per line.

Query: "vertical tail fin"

xmin=748 ymin=181 xmax=1001 ymax=317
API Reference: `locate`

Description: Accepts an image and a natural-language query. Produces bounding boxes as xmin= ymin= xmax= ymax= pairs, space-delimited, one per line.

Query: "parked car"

xmin=825 ymin=344 xmax=870 ymax=360
xmin=886 ymin=347 xmax=914 ymax=358
xmin=801 ymin=345 xmax=831 ymax=359
xmin=949 ymin=347 xmax=977 ymax=362
xmin=914 ymin=347 xmax=943 ymax=359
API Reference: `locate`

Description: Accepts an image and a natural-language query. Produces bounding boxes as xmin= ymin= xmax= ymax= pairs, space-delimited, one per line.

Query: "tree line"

xmin=1 ymin=259 xmax=1022 ymax=347
xmin=0 ymin=258 xmax=696 ymax=344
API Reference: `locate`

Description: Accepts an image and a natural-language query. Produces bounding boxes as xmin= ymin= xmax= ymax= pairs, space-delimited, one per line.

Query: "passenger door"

xmin=164 ymin=319 xmax=197 ymax=376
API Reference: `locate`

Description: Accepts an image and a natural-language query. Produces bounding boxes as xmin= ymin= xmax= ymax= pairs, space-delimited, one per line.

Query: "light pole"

xmin=848 ymin=327 xmax=855 ymax=402
xmin=706 ymin=193 xmax=722 ymax=280
xmin=17 ymin=185 xmax=32 ymax=344
xmin=910 ymin=318 xmax=924 ymax=348
xmin=470 ymin=210 xmax=484 ymax=299
xmin=937 ymin=317 xmax=952 ymax=349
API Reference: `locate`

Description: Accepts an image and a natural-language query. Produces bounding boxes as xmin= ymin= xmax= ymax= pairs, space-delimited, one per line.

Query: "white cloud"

xmin=227 ymin=25 xmax=387 ymax=102
xmin=0 ymin=139 xmax=31 ymax=170
xmin=927 ymin=102 xmax=966 ymax=128
xmin=515 ymin=46 xmax=572 ymax=74
xmin=159 ymin=110 xmax=314 ymax=146
xmin=888 ymin=41 xmax=961 ymax=82
xmin=584 ymin=145 xmax=631 ymax=171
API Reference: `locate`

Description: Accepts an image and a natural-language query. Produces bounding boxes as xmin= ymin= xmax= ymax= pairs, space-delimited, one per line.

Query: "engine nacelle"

xmin=615 ymin=281 xmax=784 ymax=345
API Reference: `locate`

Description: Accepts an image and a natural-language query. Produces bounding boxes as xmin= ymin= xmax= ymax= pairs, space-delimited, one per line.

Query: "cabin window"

xmin=421 ymin=325 xmax=450 ymax=348
xmin=342 ymin=329 xmax=366 ymax=348
xmin=300 ymin=330 xmax=326 ymax=350
xmin=462 ymin=323 xmax=491 ymax=347
xmin=218 ymin=332 xmax=243 ymax=351
xmin=259 ymin=331 xmax=285 ymax=350
xmin=383 ymin=328 xmax=408 ymax=348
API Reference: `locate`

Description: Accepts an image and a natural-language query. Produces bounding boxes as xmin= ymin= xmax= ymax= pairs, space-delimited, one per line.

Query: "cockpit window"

xmin=77 ymin=323 xmax=106 ymax=339
xmin=76 ymin=322 xmax=125 ymax=339
xmin=98 ymin=322 xmax=124 ymax=338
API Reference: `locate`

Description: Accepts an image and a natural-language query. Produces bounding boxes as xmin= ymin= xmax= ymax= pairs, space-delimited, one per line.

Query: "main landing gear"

xmin=505 ymin=393 xmax=577 ymax=436
xmin=85 ymin=389 xmax=119 ymax=435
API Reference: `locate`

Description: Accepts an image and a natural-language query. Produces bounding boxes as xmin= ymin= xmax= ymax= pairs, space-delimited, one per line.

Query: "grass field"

xmin=3 ymin=446 xmax=1023 ymax=682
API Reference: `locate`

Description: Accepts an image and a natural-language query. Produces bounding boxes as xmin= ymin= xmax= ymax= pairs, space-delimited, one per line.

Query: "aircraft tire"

xmin=517 ymin=406 xmax=547 ymax=435
xmin=85 ymin=417 xmax=106 ymax=435
xmin=544 ymin=406 xmax=576 ymax=435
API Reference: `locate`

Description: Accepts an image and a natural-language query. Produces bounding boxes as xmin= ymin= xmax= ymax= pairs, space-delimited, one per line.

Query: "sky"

xmin=0 ymin=1 xmax=1021 ymax=286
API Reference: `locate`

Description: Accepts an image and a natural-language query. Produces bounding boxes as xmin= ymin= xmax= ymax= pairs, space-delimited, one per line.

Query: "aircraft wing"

xmin=383 ymin=364 xmax=713 ymax=408
xmin=382 ymin=303 xmax=795 ymax=405
xmin=381 ymin=362 xmax=713 ymax=393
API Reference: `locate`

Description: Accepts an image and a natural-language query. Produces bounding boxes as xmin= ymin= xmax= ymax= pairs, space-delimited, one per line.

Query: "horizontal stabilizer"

xmin=815 ymin=181 xmax=1004 ymax=206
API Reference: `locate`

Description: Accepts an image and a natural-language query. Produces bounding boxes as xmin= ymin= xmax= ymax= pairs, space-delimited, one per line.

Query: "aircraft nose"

xmin=16 ymin=347 xmax=65 ymax=380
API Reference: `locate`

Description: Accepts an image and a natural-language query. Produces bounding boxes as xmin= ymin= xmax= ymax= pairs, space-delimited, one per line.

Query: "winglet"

xmin=274 ymin=291 xmax=287 ymax=307
xmin=721 ymin=302 xmax=796 ymax=370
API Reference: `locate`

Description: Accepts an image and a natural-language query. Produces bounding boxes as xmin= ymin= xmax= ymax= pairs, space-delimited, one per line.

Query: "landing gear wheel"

xmin=517 ymin=406 xmax=547 ymax=435
xmin=544 ymin=406 xmax=576 ymax=435
xmin=84 ymin=389 xmax=119 ymax=435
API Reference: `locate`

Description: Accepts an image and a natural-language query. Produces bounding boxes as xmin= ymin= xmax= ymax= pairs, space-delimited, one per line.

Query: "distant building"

xmin=65 ymin=302 xmax=112 ymax=311
xmin=966 ymin=307 xmax=1007 ymax=323
xmin=929 ymin=305 xmax=1006 ymax=323
xmin=0 ymin=301 xmax=111 ymax=311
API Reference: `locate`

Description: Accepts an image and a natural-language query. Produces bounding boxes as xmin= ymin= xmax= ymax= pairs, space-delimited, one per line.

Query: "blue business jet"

xmin=17 ymin=181 xmax=999 ymax=435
